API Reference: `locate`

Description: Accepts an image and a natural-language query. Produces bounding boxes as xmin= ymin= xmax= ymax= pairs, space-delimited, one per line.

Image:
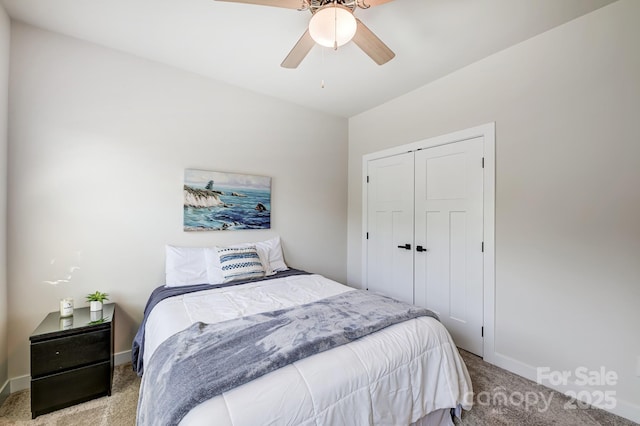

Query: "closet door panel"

xmin=414 ymin=137 xmax=484 ymax=356
xmin=366 ymin=153 xmax=414 ymax=304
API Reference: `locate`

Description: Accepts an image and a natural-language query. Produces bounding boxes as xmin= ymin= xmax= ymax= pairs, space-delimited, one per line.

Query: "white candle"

xmin=59 ymin=316 xmax=73 ymax=330
xmin=59 ymin=298 xmax=74 ymax=317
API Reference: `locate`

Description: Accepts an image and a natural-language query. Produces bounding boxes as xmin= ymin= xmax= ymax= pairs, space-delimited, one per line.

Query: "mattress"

xmin=141 ymin=273 xmax=473 ymax=425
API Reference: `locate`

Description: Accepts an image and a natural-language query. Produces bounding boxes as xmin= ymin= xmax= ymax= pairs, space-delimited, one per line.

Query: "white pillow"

xmin=165 ymin=246 xmax=208 ymax=287
xmin=217 ymin=246 xmax=265 ymax=283
xmin=256 ymin=237 xmax=288 ymax=272
xmin=251 ymin=245 xmax=276 ymax=277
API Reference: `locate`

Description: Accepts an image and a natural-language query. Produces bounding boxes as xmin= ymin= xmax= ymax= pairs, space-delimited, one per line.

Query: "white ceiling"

xmin=1 ymin=0 xmax=616 ymax=117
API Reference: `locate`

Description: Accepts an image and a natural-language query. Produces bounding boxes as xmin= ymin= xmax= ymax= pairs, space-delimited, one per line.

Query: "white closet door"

xmin=414 ymin=137 xmax=484 ymax=356
xmin=366 ymin=153 xmax=414 ymax=304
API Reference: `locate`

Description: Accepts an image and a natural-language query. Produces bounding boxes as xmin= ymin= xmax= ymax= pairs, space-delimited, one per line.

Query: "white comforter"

xmin=143 ymin=274 xmax=473 ymax=425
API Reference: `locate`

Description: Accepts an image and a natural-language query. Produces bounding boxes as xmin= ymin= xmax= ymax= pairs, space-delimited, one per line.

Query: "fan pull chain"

xmin=333 ymin=1 xmax=338 ymax=51
xmin=321 ymin=46 xmax=326 ymax=89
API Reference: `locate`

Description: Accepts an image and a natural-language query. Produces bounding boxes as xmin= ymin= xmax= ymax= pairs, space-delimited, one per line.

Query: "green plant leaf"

xmin=86 ymin=291 xmax=109 ymax=302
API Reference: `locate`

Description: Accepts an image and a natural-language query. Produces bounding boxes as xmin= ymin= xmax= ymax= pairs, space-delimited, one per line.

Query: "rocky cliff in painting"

xmin=183 ymin=185 xmax=225 ymax=208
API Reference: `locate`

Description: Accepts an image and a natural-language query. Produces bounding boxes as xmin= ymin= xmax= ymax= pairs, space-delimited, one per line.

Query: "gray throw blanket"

xmin=137 ymin=290 xmax=438 ymax=426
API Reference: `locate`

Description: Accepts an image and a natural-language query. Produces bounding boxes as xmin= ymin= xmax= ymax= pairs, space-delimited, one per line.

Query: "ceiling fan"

xmin=215 ymin=0 xmax=396 ymax=68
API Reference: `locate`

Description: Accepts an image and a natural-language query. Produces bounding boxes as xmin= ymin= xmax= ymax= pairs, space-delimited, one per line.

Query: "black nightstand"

xmin=29 ymin=303 xmax=115 ymax=418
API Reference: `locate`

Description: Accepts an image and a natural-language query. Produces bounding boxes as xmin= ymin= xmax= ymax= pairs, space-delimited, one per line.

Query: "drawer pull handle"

xmin=55 ymin=351 xmax=60 ymax=355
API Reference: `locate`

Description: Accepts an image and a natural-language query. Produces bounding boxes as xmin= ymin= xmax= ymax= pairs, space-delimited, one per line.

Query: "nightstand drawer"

xmin=31 ymin=361 xmax=111 ymax=418
xmin=31 ymin=329 xmax=110 ymax=378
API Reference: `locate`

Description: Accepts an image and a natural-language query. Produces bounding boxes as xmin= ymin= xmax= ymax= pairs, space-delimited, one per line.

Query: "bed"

xmin=133 ymin=239 xmax=473 ymax=425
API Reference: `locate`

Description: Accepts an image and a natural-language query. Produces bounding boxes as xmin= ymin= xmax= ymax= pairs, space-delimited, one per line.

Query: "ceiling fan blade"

xmin=358 ymin=0 xmax=395 ymax=7
xmin=215 ymin=0 xmax=302 ymax=9
xmin=281 ymin=30 xmax=315 ymax=69
xmin=352 ymin=19 xmax=395 ymax=65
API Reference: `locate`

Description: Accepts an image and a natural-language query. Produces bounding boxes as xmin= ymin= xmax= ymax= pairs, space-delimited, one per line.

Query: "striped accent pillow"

xmin=217 ymin=246 xmax=265 ymax=283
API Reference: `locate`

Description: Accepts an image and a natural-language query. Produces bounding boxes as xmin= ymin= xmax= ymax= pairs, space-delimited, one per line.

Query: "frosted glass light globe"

xmin=308 ymin=4 xmax=357 ymax=48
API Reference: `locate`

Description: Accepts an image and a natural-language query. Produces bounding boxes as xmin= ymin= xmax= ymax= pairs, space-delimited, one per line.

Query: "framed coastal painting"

xmin=183 ymin=169 xmax=271 ymax=231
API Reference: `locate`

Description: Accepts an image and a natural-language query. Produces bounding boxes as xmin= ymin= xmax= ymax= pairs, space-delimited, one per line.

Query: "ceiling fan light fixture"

xmin=308 ymin=4 xmax=357 ymax=49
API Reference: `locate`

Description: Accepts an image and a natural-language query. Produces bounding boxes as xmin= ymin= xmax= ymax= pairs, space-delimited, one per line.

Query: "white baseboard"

xmin=0 ymin=379 xmax=9 ymax=406
xmin=490 ymin=351 xmax=640 ymax=424
xmin=114 ymin=350 xmax=132 ymax=366
xmin=614 ymin=400 xmax=640 ymax=426
xmin=9 ymin=374 xmax=29 ymax=393
xmin=7 ymin=350 xmax=133 ymax=395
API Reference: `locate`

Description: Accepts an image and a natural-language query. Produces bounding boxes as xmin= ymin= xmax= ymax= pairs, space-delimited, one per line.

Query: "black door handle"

xmin=416 ymin=245 xmax=428 ymax=252
xmin=397 ymin=244 xmax=411 ymax=250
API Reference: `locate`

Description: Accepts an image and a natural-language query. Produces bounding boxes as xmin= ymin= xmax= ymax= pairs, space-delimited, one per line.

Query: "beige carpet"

xmin=0 ymin=363 xmax=140 ymax=426
xmin=456 ymin=350 xmax=637 ymax=426
xmin=0 ymin=355 xmax=637 ymax=425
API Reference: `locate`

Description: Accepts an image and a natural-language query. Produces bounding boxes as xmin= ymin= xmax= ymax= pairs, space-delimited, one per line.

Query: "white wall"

xmin=348 ymin=0 xmax=639 ymax=421
xmin=7 ymin=22 xmax=348 ymax=379
xmin=0 ymin=3 xmax=9 ymax=400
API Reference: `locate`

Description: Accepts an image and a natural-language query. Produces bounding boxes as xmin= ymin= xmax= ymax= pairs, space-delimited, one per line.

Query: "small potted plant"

xmin=86 ymin=291 xmax=109 ymax=312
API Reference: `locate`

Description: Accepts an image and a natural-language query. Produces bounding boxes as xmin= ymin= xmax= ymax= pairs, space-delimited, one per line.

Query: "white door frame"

xmin=362 ymin=122 xmax=496 ymax=363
